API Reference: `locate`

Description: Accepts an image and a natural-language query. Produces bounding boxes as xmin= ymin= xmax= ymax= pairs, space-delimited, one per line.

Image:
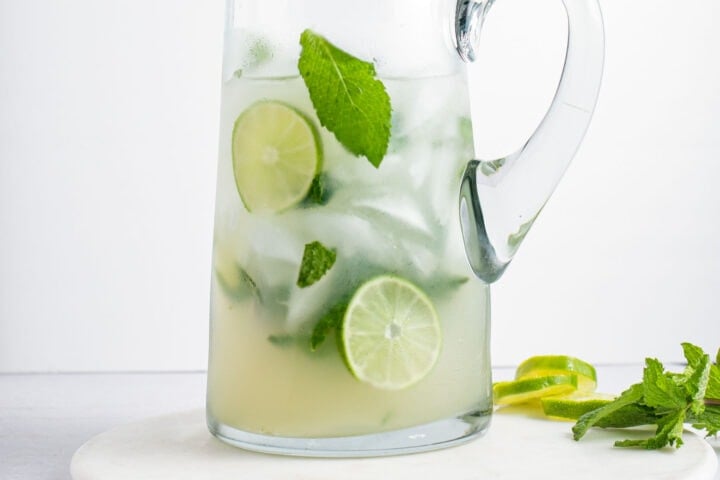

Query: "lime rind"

xmin=232 ymin=100 xmax=322 ymax=213
xmin=515 ymin=355 xmax=597 ymax=392
xmin=493 ymin=374 xmax=578 ymax=406
xmin=541 ymin=392 xmax=616 ymax=420
xmin=341 ymin=275 xmax=442 ymax=391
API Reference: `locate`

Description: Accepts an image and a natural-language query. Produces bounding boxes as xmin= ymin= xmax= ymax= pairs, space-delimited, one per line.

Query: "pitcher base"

xmin=207 ymin=409 xmax=492 ymax=458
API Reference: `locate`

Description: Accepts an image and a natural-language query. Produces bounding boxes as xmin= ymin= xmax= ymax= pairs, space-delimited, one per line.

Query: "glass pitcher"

xmin=207 ymin=0 xmax=604 ymax=457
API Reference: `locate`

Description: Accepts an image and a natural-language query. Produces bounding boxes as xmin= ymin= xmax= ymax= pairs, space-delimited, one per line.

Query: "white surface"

xmin=0 ymin=372 xmax=206 ymax=480
xmin=1 ymin=367 xmax=718 ymax=480
xmin=71 ymin=410 xmax=718 ymax=480
xmin=0 ymin=0 xmax=224 ymax=372
xmin=1 ymin=0 xmax=720 ymax=372
xmin=487 ymin=0 xmax=720 ymax=368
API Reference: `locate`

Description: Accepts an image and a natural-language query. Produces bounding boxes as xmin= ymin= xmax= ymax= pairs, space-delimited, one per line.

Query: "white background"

xmin=1 ymin=0 xmax=719 ymax=373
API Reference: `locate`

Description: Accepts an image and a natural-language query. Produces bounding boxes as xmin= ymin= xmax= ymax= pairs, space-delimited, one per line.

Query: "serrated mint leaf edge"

xmin=641 ymin=358 xmax=687 ymax=411
xmin=296 ymin=241 xmax=337 ymax=288
xmin=687 ymin=354 xmax=711 ymax=415
xmin=690 ymin=405 xmax=720 ymax=436
xmin=298 ymin=29 xmax=391 ymax=168
xmin=310 ymin=302 xmax=348 ymax=351
xmin=572 ymin=383 xmax=644 ymax=441
xmin=614 ymin=408 xmax=686 ymax=450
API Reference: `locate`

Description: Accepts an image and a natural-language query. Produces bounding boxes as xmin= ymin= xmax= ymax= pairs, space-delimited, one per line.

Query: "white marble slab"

xmin=71 ymin=409 xmax=718 ymax=480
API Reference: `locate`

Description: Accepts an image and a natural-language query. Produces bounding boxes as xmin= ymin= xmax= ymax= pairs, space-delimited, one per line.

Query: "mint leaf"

xmin=307 ymin=175 xmax=325 ymax=205
xmin=708 ymin=363 xmax=720 ymax=400
xmin=297 ymin=241 xmax=336 ymax=288
xmin=691 ymin=405 xmax=720 ymax=436
xmin=686 ymin=353 xmax=711 ymax=415
xmin=573 ymin=383 xmax=644 ymax=440
xmin=572 ymin=343 xmax=720 ymax=450
xmin=310 ymin=302 xmax=347 ymax=351
xmin=641 ymin=358 xmax=687 ymax=411
xmin=682 ymin=342 xmax=706 ymax=368
xmin=268 ymin=334 xmax=296 ymax=348
xmin=707 ymin=349 xmax=720 ymax=400
xmin=458 ymin=117 xmax=474 ymax=146
xmin=615 ymin=408 xmax=686 ymax=450
xmin=594 ymin=404 xmax=659 ymax=428
xmin=303 ymin=174 xmax=331 ymax=206
xmin=683 ymin=343 xmax=718 ymax=401
xmin=387 ymin=113 xmax=411 ymax=153
xmin=299 ymin=29 xmax=391 ymax=167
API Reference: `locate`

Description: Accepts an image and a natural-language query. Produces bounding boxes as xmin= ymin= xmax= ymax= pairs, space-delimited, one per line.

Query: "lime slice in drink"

xmin=515 ymin=355 xmax=597 ymax=392
xmin=493 ymin=375 xmax=578 ymax=406
xmin=341 ymin=276 xmax=442 ymax=391
xmin=541 ymin=392 xmax=615 ymax=420
xmin=232 ymin=101 xmax=321 ymax=213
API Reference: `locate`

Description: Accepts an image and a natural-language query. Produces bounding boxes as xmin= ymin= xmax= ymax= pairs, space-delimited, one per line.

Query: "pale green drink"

xmin=207 ymin=72 xmax=492 ymax=439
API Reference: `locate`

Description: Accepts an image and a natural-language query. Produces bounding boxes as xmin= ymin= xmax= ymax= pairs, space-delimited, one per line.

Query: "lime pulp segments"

xmin=232 ymin=101 xmax=321 ymax=213
xmin=341 ymin=276 xmax=442 ymax=391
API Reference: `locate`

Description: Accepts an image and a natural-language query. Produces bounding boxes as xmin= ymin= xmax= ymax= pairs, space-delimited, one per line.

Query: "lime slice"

xmin=232 ymin=101 xmax=321 ymax=213
xmin=541 ymin=392 xmax=616 ymax=420
xmin=493 ymin=375 xmax=578 ymax=406
xmin=341 ymin=276 xmax=442 ymax=391
xmin=515 ymin=355 xmax=597 ymax=392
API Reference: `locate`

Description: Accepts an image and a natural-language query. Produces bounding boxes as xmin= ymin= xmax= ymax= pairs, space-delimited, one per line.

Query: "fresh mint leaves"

xmin=310 ymin=302 xmax=347 ymax=351
xmin=614 ymin=409 xmax=687 ymax=449
xmin=692 ymin=406 xmax=720 ymax=436
xmin=296 ymin=241 xmax=336 ymax=288
xmin=572 ymin=383 xmax=645 ymax=441
xmin=573 ymin=343 xmax=720 ymax=450
xmin=642 ymin=358 xmax=688 ymax=411
xmin=303 ymin=174 xmax=331 ymax=206
xmin=705 ymin=347 xmax=720 ymax=400
xmin=298 ymin=29 xmax=391 ymax=168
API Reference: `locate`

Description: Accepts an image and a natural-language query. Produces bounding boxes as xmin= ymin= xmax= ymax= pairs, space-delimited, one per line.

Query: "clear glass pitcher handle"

xmin=456 ymin=0 xmax=605 ymax=283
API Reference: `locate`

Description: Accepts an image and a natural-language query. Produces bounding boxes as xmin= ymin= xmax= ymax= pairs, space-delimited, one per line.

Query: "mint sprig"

xmin=298 ymin=29 xmax=391 ymax=168
xmin=296 ymin=241 xmax=336 ymax=288
xmin=310 ymin=301 xmax=347 ymax=351
xmin=692 ymin=405 xmax=720 ymax=436
xmin=573 ymin=342 xmax=720 ymax=449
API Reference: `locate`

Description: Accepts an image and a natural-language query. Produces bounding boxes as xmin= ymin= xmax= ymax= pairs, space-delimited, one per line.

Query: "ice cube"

xmin=242 ymin=216 xmax=303 ymax=290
